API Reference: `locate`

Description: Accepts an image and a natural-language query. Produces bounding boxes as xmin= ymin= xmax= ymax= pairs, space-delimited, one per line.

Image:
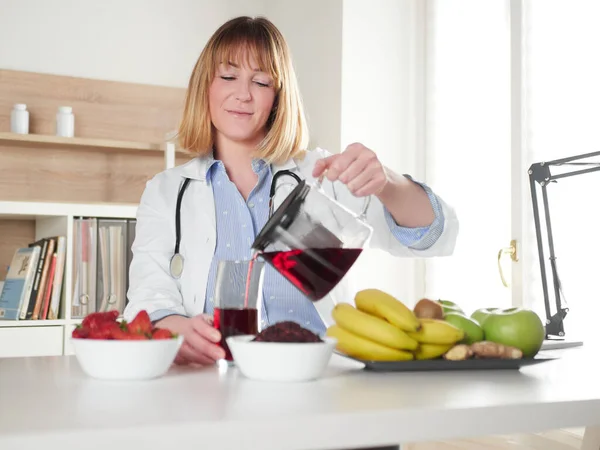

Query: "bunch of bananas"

xmin=326 ymin=289 xmax=465 ymax=361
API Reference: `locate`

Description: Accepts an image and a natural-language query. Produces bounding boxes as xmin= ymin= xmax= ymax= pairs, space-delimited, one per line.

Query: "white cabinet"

xmin=0 ymin=200 xmax=137 ymax=357
xmin=0 ymin=325 xmax=64 ymax=357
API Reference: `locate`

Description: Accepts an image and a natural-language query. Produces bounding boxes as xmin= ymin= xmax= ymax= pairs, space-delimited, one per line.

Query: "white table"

xmin=1 ymin=347 xmax=599 ymax=450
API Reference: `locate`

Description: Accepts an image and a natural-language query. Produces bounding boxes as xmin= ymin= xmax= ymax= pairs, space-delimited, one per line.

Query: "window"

xmin=422 ymin=0 xmax=600 ymax=345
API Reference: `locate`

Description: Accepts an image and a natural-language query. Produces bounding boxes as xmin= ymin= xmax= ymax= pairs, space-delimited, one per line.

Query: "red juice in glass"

xmin=213 ymin=307 xmax=258 ymax=361
xmin=213 ymin=259 xmax=264 ymax=362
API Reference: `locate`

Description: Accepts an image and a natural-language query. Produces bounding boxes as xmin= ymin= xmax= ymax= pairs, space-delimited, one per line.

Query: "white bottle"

xmin=56 ymin=106 xmax=75 ymax=137
xmin=10 ymin=104 xmax=29 ymax=134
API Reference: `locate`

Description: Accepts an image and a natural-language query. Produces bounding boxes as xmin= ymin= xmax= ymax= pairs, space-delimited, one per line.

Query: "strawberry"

xmin=81 ymin=310 xmax=119 ymax=331
xmin=151 ymin=328 xmax=174 ymax=340
xmin=72 ymin=326 xmax=89 ymax=339
xmin=111 ymin=327 xmax=146 ymax=340
xmin=110 ymin=326 xmax=131 ymax=340
xmin=127 ymin=310 xmax=152 ymax=336
xmin=88 ymin=322 xmax=120 ymax=340
xmin=116 ymin=330 xmax=148 ymax=340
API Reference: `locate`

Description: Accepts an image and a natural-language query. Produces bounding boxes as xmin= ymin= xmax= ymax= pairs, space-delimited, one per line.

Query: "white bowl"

xmin=226 ymin=335 xmax=337 ymax=382
xmin=71 ymin=335 xmax=184 ymax=381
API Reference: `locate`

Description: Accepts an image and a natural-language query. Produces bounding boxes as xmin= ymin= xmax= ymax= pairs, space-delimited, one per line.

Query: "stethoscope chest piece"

xmin=170 ymin=177 xmax=192 ymax=279
xmin=170 ymin=253 xmax=184 ymax=279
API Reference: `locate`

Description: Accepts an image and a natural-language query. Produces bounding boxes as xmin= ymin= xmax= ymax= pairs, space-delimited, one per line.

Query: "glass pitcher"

xmin=251 ymin=169 xmax=373 ymax=301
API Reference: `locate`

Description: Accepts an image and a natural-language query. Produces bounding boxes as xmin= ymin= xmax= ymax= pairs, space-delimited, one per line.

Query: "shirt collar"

xmin=204 ymin=151 xmax=269 ymax=181
xmin=179 ymin=152 xmax=298 ymax=182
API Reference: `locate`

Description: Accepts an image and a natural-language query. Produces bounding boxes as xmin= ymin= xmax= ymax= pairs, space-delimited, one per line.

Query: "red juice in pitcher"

xmin=214 ymin=307 xmax=258 ymax=361
xmin=261 ymin=248 xmax=362 ymax=302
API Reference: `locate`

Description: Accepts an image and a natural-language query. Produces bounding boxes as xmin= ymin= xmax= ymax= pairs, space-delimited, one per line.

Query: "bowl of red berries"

xmin=226 ymin=321 xmax=337 ymax=382
xmin=71 ymin=310 xmax=183 ymax=380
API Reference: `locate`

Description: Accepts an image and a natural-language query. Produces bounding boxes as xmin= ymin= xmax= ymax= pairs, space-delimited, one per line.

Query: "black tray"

xmin=337 ymin=352 xmax=557 ymax=372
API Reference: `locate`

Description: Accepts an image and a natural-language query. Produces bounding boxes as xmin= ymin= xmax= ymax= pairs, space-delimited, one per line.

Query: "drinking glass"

xmin=213 ymin=259 xmax=264 ymax=362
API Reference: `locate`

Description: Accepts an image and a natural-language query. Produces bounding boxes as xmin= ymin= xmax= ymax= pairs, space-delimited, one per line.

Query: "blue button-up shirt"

xmin=150 ymin=156 xmax=445 ymax=336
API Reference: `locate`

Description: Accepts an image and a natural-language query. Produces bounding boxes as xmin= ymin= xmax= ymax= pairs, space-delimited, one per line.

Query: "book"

xmin=22 ymin=239 xmax=48 ymax=319
xmin=31 ymin=237 xmax=56 ymax=320
xmin=0 ymin=247 xmax=41 ymax=320
xmin=47 ymin=236 xmax=66 ymax=320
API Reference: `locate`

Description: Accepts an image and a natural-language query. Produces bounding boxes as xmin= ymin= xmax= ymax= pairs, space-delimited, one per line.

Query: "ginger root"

xmin=443 ymin=344 xmax=473 ymax=361
xmin=443 ymin=341 xmax=523 ymax=361
xmin=470 ymin=341 xmax=523 ymax=359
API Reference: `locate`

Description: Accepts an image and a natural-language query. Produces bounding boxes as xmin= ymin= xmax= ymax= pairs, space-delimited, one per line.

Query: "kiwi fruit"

xmin=413 ymin=298 xmax=444 ymax=320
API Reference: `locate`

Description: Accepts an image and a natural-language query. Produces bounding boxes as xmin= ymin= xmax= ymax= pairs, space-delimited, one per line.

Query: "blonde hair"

xmin=178 ymin=16 xmax=309 ymax=164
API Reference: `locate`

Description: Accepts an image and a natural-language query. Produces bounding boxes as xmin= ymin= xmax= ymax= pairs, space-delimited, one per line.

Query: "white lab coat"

xmin=124 ymin=147 xmax=459 ymax=326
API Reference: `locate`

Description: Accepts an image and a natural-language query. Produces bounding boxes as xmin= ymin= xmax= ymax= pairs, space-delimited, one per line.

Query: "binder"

xmin=97 ymin=219 xmax=128 ymax=314
xmin=72 ymin=218 xmax=97 ymax=318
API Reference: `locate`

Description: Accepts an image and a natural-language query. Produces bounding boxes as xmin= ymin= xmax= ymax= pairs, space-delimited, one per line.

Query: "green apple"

xmin=437 ymin=299 xmax=465 ymax=316
xmin=444 ymin=312 xmax=484 ymax=344
xmin=470 ymin=308 xmax=499 ymax=326
xmin=482 ymin=307 xmax=545 ymax=358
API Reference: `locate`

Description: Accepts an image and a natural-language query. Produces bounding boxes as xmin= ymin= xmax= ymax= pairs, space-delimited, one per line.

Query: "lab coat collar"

xmin=178 ymin=154 xmax=301 ymax=182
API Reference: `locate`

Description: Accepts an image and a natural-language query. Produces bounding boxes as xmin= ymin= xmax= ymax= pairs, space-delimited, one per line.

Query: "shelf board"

xmin=0 ymin=200 xmax=138 ymax=220
xmin=0 ymin=131 xmax=163 ymax=152
xmin=0 ymin=319 xmax=67 ymax=327
xmin=0 ymin=318 xmax=123 ymax=328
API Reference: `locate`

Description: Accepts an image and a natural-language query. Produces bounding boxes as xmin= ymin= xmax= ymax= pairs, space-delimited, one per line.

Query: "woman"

xmin=124 ymin=16 xmax=458 ymax=366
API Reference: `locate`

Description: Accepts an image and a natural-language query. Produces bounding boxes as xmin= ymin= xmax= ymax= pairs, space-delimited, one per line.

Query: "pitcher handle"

xmin=315 ymin=172 xmax=371 ymax=221
xmin=269 ymin=169 xmax=302 ymax=218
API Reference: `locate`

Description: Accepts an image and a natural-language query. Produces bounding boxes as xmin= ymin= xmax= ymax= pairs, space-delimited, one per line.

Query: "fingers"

xmin=191 ymin=315 xmax=221 ymax=343
xmin=174 ymin=354 xmax=190 ymax=366
xmin=200 ymin=313 xmax=214 ymax=326
xmin=339 ymin=148 xmax=378 ymax=183
xmin=177 ymin=341 xmax=218 ymax=366
xmin=313 ymin=143 xmax=387 ymax=197
xmin=312 ymin=158 xmax=329 ymax=178
xmin=170 ymin=315 xmax=226 ymax=365
xmin=312 ymin=143 xmax=371 ymax=182
xmin=312 ymin=153 xmax=359 ymax=182
xmin=182 ymin=331 xmax=224 ymax=363
xmin=187 ymin=326 xmax=226 ymax=360
xmin=345 ymin=165 xmax=380 ymax=196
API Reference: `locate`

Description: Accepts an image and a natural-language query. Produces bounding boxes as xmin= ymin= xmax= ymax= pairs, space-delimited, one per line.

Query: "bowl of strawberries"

xmin=71 ymin=310 xmax=183 ymax=380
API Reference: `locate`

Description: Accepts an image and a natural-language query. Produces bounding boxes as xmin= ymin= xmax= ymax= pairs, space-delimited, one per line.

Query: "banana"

xmin=327 ymin=325 xmax=414 ymax=361
xmin=414 ymin=343 xmax=455 ymax=360
xmin=354 ymin=289 xmax=420 ymax=332
xmin=331 ymin=303 xmax=418 ymax=351
xmin=407 ymin=318 xmax=465 ymax=345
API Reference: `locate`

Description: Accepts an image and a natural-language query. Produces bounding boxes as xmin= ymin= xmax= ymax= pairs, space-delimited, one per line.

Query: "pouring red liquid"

xmin=214 ymin=247 xmax=361 ymax=361
xmin=260 ymin=248 xmax=362 ymax=301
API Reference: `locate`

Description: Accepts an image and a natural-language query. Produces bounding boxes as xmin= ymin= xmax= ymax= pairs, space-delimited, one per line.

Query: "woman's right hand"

xmin=156 ymin=314 xmax=225 ymax=365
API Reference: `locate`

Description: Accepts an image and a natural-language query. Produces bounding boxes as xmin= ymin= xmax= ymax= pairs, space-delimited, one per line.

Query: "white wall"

xmin=266 ymin=0 xmax=343 ymax=153
xmin=0 ymin=0 xmax=268 ymax=87
xmin=340 ymin=0 xmax=423 ymax=305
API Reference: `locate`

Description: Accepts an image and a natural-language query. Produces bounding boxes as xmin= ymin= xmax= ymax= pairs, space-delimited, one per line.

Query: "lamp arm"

xmin=528 ymin=150 xmax=600 ymax=340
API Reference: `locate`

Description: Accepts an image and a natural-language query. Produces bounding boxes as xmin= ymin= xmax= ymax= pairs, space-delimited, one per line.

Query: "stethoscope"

xmin=169 ymin=170 xmax=301 ymax=279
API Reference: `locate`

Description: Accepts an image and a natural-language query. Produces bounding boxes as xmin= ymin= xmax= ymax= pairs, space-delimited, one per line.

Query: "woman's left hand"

xmin=312 ymin=143 xmax=389 ymax=197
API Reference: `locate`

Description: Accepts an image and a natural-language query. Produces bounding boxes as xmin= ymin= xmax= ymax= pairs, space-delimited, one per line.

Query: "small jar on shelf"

xmin=56 ymin=106 xmax=75 ymax=137
xmin=10 ymin=103 xmax=29 ymax=134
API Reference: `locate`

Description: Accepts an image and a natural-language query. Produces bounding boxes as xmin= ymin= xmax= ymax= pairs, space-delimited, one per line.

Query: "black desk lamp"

xmin=529 ymin=150 xmax=599 ymax=348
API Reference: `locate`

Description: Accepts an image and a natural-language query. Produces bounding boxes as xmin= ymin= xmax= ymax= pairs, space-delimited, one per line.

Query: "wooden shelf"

xmin=0 ymin=131 xmax=163 ymax=152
